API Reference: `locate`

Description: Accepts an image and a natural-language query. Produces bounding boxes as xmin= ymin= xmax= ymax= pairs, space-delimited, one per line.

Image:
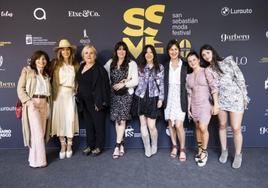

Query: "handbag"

xmin=114 ymin=86 xmax=128 ymax=96
xmin=15 ymin=98 xmax=22 ymax=119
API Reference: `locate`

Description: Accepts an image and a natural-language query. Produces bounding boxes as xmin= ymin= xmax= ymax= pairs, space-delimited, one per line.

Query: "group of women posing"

xmin=17 ymin=39 xmax=249 ymax=169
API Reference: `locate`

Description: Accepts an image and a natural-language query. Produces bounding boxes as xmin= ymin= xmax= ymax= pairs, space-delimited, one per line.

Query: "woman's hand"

xmin=112 ymin=81 xmax=126 ymax=91
xmin=157 ymin=100 xmax=162 ymax=108
xmin=188 ymin=109 xmax=193 ymax=120
xmin=211 ymin=103 xmax=220 ymax=115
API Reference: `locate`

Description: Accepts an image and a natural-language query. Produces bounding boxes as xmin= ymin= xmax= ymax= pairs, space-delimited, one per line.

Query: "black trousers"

xmin=82 ymin=104 xmax=105 ymax=150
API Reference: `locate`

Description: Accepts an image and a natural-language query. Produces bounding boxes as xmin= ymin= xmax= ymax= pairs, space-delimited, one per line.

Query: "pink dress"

xmin=186 ymin=67 xmax=218 ymax=124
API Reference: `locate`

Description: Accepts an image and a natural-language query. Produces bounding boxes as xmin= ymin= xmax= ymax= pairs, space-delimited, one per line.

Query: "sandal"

xmin=170 ymin=145 xmax=178 ymax=158
xmin=112 ymin=143 xmax=120 ymax=159
xmin=91 ymin=148 xmax=102 ymax=157
xmin=197 ymin=148 xmax=208 ymax=167
xmin=179 ymin=148 xmax=187 ymax=162
xmin=195 ymin=142 xmax=202 ymax=162
xmin=119 ymin=141 xmax=125 ymax=157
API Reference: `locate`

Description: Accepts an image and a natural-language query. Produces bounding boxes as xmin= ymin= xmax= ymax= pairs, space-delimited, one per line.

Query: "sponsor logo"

xmin=172 ymin=13 xmax=199 ymax=36
xmin=68 ymin=10 xmax=100 ymax=17
xmin=0 ymin=55 xmax=5 ymax=71
xmin=0 ymin=106 xmax=16 ymax=112
xmin=259 ymin=57 xmax=268 ymax=64
xmin=179 ymin=39 xmax=191 ymax=58
xmin=125 ymin=125 xmax=141 ymax=138
xmin=0 ymin=41 xmax=12 ymax=47
xmin=0 ymin=81 xmax=16 ymax=88
xmin=221 ymin=7 xmax=253 ymax=16
xmin=0 ymin=126 xmax=12 ymax=139
xmin=33 ymin=8 xmax=46 ymax=20
xmin=227 ymin=125 xmax=246 ymax=138
xmin=221 ymin=33 xmax=250 ymax=42
xmin=265 ymin=78 xmax=268 ymax=90
xmin=234 ymin=56 xmax=248 ymax=66
xmin=260 ymin=127 xmax=268 ymax=135
xmin=265 ymin=109 xmax=268 ymax=116
xmin=0 ymin=10 xmax=13 ymax=17
xmin=79 ymin=29 xmax=91 ymax=45
xmin=25 ymin=34 xmax=56 ymax=46
xmin=123 ymin=4 xmax=165 ymax=58
xmin=266 ymin=31 xmax=268 ymax=38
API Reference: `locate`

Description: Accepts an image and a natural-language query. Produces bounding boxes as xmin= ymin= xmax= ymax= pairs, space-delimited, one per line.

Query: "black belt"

xmin=32 ymin=95 xmax=47 ymax=99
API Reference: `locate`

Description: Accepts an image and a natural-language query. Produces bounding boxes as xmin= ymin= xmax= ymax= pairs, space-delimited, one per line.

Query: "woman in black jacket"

xmin=76 ymin=44 xmax=110 ymax=156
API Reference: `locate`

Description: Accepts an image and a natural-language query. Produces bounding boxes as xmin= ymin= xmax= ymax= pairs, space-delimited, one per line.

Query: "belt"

xmin=32 ymin=95 xmax=47 ymax=99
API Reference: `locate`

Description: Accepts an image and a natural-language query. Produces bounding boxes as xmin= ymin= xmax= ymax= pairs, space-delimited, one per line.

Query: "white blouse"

xmin=34 ymin=74 xmax=49 ymax=96
xmin=59 ymin=63 xmax=75 ymax=88
xmin=169 ymin=59 xmax=182 ymax=85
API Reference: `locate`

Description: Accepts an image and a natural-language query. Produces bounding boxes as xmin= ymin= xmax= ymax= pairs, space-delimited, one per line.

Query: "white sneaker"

xmin=197 ymin=151 xmax=208 ymax=167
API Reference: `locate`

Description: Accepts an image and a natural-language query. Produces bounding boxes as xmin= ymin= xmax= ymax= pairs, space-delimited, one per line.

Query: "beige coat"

xmin=17 ymin=66 xmax=52 ymax=147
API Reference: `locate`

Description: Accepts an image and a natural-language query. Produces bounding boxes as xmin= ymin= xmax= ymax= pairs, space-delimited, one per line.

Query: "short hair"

xmin=81 ymin=44 xmax=97 ymax=61
xmin=30 ymin=50 xmax=50 ymax=76
xmin=166 ymin=39 xmax=181 ymax=59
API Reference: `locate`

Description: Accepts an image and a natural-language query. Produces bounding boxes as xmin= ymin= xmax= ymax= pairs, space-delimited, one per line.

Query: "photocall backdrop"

xmin=0 ymin=0 xmax=267 ymax=149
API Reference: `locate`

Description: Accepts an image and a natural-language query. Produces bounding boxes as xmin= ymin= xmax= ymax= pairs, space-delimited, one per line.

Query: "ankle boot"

xmin=142 ymin=135 xmax=151 ymax=157
xmin=219 ymin=149 xmax=228 ymax=164
xmin=151 ymin=132 xmax=158 ymax=155
xmin=232 ymin=153 xmax=242 ymax=169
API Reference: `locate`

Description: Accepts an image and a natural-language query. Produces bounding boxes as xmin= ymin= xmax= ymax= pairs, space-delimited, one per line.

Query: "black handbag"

xmin=114 ymin=86 xmax=128 ymax=96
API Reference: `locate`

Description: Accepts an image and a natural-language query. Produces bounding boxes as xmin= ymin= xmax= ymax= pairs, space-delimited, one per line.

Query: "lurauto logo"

xmin=122 ymin=4 xmax=165 ymax=58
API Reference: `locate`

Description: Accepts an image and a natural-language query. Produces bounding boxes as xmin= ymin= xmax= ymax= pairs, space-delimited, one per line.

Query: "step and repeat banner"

xmin=0 ymin=0 xmax=267 ymax=148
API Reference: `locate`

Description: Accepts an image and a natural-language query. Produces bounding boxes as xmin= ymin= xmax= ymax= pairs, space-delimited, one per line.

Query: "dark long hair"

xmin=166 ymin=39 xmax=181 ymax=60
xmin=30 ymin=50 xmax=50 ymax=76
xmin=139 ymin=45 xmax=160 ymax=73
xmin=200 ymin=44 xmax=223 ymax=74
xmin=186 ymin=50 xmax=200 ymax=73
xmin=111 ymin=41 xmax=131 ymax=70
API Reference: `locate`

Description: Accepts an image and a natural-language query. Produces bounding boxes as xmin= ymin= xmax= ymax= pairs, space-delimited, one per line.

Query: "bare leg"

xmin=168 ymin=120 xmax=177 ymax=157
xmin=140 ymin=115 xmax=151 ymax=157
xmin=147 ymin=117 xmax=157 ymax=155
xmin=175 ymin=120 xmax=186 ymax=161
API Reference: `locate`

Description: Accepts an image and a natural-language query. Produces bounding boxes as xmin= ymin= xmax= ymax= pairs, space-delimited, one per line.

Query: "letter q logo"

xmin=33 ymin=8 xmax=46 ymax=20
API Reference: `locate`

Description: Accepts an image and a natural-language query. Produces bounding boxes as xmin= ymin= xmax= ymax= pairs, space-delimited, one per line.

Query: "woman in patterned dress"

xmin=104 ymin=41 xmax=138 ymax=159
xmin=200 ymin=44 xmax=249 ymax=169
xmin=186 ymin=51 xmax=219 ymax=167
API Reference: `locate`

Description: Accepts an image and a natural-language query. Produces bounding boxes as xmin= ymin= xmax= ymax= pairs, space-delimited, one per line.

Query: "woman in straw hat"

xmin=50 ymin=39 xmax=80 ymax=159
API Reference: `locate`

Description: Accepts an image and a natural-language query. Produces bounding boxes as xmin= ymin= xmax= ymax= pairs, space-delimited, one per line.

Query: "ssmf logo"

xmin=123 ymin=4 xmax=165 ymax=59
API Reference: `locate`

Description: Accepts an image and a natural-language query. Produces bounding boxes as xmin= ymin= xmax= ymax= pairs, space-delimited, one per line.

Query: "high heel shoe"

xmin=66 ymin=140 xmax=73 ymax=158
xmin=197 ymin=148 xmax=208 ymax=167
xmin=119 ymin=141 xmax=125 ymax=157
xmin=195 ymin=142 xmax=202 ymax=162
xmin=59 ymin=138 xmax=66 ymax=159
xmin=112 ymin=143 xmax=121 ymax=159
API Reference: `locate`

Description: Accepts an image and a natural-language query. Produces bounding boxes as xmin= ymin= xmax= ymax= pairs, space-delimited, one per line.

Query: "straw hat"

xmin=53 ymin=39 xmax=76 ymax=52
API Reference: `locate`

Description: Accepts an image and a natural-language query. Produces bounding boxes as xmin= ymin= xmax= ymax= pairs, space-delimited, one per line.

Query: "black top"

xmin=76 ymin=62 xmax=110 ymax=110
xmin=163 ymin=59 xmax=189 ymax=112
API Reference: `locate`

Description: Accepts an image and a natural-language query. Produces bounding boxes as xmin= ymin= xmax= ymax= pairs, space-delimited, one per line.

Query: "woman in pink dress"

xmin=186 ymin=51 xmax=219 ymax=167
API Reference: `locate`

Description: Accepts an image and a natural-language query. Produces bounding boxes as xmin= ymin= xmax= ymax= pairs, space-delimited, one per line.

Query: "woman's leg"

xmin=140 ymin=115 xmax=151 ymax=157
xmin=28 ymin=99 xmax=47 ymax=167
xmin=168 ymin=120 xmax=178 ymax=158
xmin=230 ymin=111 xmax=244 ymax=169
xmin=196 ymin=122 xmax=209 ymax=166
xmin=147 ymin=117 xmax=158 ymax=155
xmin=113 ymin=120 xmax=126 ymax=159
xmin=175 ymin=120 xmax=186 ymax=161
xmin=218 ymin=110 xmax=228 ymax=163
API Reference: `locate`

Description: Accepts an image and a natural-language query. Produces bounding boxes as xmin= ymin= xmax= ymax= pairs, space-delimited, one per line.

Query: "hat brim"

xmin=53 ymin=45 xmax=77 ymax=52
